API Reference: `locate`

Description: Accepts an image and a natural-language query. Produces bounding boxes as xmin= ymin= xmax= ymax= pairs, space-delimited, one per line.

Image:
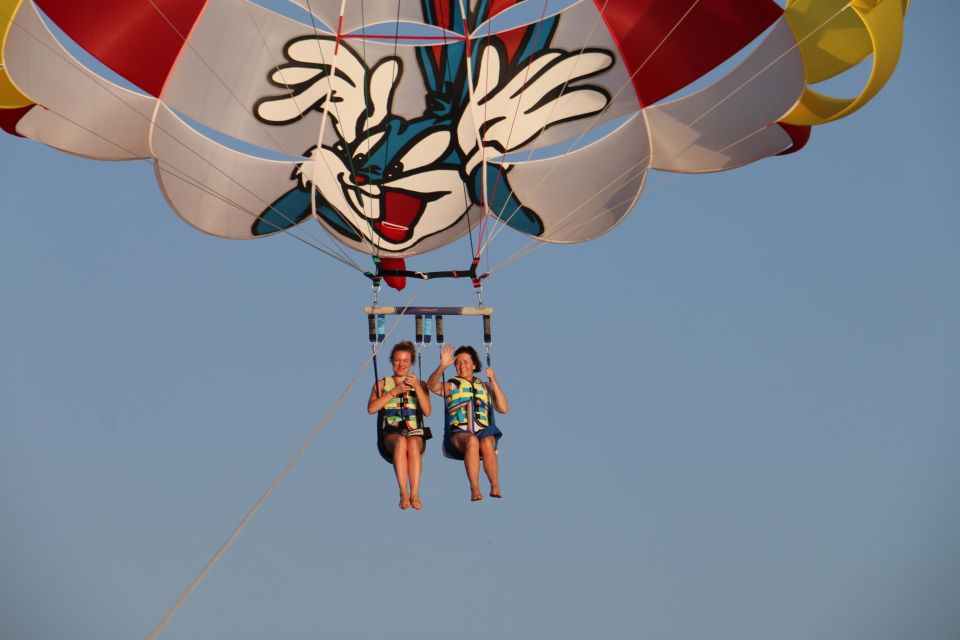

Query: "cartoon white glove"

xmin=457 ymin=43 xmax=614 ymax=176
xmin=256 ymin=37 xmax=400 ymax=142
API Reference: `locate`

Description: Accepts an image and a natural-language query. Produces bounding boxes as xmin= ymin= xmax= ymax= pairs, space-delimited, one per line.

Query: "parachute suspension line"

xmin=366 ymin=0 xmax=407 ymax=264
xmin=362 ymin=0 xmax=381 ymax=261
xmin=473 ymin=0 xmax=554 ymax=255
xmin=474 ymin=1 xmax=562 ymax=277
xmin=489 ymin=173 xmax=649 ymax=273
xmin=490 ymin=2 xmax=852 ymax=266
xmin=458 ymin=192 xmax=484 ymax=296
xmin=456 ymin=0 xmax=492 ymax=253
xmin=151 ymin=0 xmax=376 ymax=272
xmin=298 ymin=0 xmax=383 ymax=262
xmin=147 ymin=281 xmax=425 ymax=640
xmin=488 ymin=1 xmax=859 ymax=270
xmin=672 ymin=3 xmax=854 ymax=135
xmin=309 ymin=0 xmax=348 ymax=255
xmin=361 ymin=0 xmax=385 ymax=262
xmin=491 ymin=114 xmax=810 ymax=273
xmin=521 ymin=151 xmax=649 ymax=241
xmin=412 ymin=2 xmax=484 ymax=293
xmin=144 ymin=0 xmax=294 ymax=157
xmin=238 ymin=1 xmax=366 ymax=272
xmin=633 ymin=1 xmax=851 ymax=198
xmin=5 ymin=0 xmax=364 ymax=272
xmin=643 ymin=125 xmax=786 ymax=194
xmin=454 ymin=0 xmax=497 ymax=300
xmin=471 ymin=6 xmax=496 ymax=254
xmin=447 ymin=10 xmax=479 ymax=273
xmin=480 ymin=0 xmax=705 ymax=252
xmin=462 ymin=185 xmax=478 ymax=259
xmin=479 ymin=0 xmax=612 ymax=254
xmin=158 ymin=164 xmax=363 ymax=270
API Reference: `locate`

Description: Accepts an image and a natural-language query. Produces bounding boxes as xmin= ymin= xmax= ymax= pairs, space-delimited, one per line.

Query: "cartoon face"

xmin=307 ymin=116 xmax=469 ymax=251
xmin=253 ymin=7 xmax=613 ymax=255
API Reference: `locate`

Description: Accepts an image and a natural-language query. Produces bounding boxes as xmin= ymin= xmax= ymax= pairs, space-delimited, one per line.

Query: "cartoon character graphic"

xmin=252 ymin=3 xmax=614 ymax=256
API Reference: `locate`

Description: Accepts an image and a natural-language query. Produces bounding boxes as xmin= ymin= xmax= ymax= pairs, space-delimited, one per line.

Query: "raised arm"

xmin=427 ymin=344 xmax=455 ymax=396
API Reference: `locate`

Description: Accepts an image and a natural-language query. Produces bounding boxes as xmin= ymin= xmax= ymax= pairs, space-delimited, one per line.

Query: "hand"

xmin=439 ymin=344 xmax=455 ymax=368
xmin=255 ymin=37 xmax=400 ymax=145
xmin=404 ymin=374 xmax=418 ymax=389
xmin=457 ymin=43 xmax=613 ymax=176
xmin=392 ymin=377 xmax=412 ymax=396
xmin=486 ymin=367 xmax=496 ymax=382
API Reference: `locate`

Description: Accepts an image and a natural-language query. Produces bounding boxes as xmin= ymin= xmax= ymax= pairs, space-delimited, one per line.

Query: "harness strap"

xmin=363 ymin=260 xmax=490 ymax=283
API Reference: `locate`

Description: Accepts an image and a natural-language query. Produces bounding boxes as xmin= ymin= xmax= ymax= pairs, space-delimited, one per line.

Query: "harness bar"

xmin=363 ymin=306 xmax=493 ymax=316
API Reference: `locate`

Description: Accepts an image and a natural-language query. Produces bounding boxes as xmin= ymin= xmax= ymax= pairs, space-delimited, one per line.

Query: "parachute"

xmin=1 ymin=0 xmax=908 ymax=289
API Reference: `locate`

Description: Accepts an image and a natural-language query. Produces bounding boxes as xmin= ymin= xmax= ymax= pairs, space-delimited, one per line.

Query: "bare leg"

xmin=463 ymin=435 xmax=482 ymax=501
xmin=386 ymin=435 xmax=410 ymax=509
xmin=480 ymin=436 xmax=501 ymax=498
xmin=451 ymin=433 xmax=482 ymax=501
xmin=407 ymin=435 xmax=424 ymax=510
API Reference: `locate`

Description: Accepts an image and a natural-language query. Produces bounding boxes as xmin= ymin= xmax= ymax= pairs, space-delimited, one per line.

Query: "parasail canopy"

xmin=1 ymin=0 xmax=908 ymax=286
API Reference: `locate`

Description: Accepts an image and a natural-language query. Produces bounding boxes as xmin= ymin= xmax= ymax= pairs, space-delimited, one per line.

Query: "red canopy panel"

xmin=33 ymin=0 xmax=209 ymax=97
xmin=597 ymin=0 xmax=783 ymax=107
xmin=0 ymin=105 xmax=33 ymax=136
xmin=776 ymin=122 xmax=812 ymax=155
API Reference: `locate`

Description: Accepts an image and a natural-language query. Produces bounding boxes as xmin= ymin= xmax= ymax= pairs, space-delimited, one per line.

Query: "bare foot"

xmin=399 ymin=496 xmax=411 ymax=510
xmin=410 ymin=495 xmax=423 ymax=510
xmin=471 ymin=488 xmax=483 ymax=502
xmin=490 ymin=485 xmax=502 ymax=498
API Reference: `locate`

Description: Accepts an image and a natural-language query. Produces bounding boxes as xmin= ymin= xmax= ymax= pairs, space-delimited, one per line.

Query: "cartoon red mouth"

xmin=375 ymin=190 xmax=425 ymax=243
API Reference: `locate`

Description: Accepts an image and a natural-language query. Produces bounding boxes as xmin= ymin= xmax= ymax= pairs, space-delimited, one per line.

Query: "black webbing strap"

xmin=368 ymin=312 xmax=385 ymax=388
xmin=364 ymin=257 xmax=489 ymax=288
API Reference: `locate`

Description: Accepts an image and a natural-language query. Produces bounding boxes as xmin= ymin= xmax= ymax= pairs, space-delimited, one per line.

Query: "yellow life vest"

xmin=379 ymin=376 xmax=421 ymax=431
xmin=446 ymin=376 xmax=491 ymax=431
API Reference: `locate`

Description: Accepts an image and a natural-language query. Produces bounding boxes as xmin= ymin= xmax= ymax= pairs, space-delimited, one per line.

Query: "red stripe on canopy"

xmin=33 ymin=0 xmax=208 ymax=97
xmin=0 ymin=105 xmax=33 ymax=137
xmin=775 ymin=122 xmax=812 ymax=155
xmin=596 ymin=0 xmax=783 ymax=107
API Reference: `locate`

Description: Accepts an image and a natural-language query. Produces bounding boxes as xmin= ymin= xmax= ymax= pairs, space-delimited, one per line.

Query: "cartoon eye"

xmin=353 ymin=152 xmax=367 ymax=168
xmin=385 ymin=161 xmax=405 ymax=179
xmin=393 ymin=131 xmax=451 ymax=174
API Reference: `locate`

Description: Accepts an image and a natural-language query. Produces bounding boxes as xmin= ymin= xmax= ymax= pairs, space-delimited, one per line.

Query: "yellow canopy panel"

xmin=1 ymin=0 xmax=32 ymax=108
xmin=782 ymin=0 xmax=908 ymax=126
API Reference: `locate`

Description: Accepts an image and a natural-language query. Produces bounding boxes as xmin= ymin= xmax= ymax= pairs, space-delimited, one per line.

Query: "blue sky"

xmin=2 ymin=3 xmax=958 ymax=639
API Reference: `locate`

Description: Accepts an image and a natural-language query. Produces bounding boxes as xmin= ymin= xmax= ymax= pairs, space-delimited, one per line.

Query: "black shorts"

xmin=377 ymin=425 xmax=432 ymax=463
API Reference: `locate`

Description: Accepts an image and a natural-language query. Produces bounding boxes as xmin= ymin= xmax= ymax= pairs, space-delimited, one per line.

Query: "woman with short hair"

xmin=428 ymin=344 xmax=509 ymax=501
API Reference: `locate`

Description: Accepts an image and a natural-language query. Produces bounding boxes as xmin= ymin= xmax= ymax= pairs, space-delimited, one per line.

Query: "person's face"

xmin=391 ymin=351 xmax=412 ymax=376
xmin=454 ymin=353 xmax=476 ymax=378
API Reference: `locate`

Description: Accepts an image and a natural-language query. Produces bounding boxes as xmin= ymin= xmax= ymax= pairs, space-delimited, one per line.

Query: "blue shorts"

xmin=442 ymin=423 xmax=502 ymax=460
